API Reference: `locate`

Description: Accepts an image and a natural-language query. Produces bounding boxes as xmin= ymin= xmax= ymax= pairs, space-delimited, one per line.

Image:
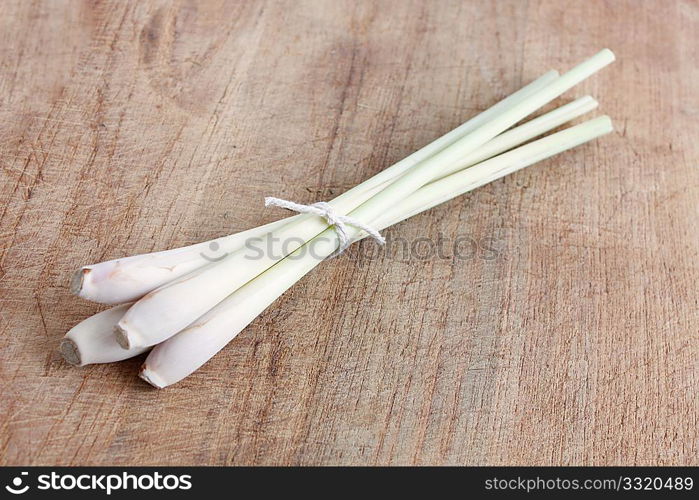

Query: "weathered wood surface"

xmin=1 ymin=0 xmax=697 ymax=465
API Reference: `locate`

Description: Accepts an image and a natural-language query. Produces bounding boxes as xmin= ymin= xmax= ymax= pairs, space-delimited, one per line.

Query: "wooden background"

xmin=1 ymin=0 xmax=697 ymax=466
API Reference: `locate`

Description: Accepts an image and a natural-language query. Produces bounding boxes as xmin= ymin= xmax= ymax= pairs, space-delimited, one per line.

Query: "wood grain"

xmin=1 ymin=0 xmax=697 ymax=465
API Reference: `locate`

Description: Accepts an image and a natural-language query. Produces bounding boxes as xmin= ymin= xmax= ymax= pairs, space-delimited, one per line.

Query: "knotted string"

xmin=264 ymin=197 xmax=385 ymax=257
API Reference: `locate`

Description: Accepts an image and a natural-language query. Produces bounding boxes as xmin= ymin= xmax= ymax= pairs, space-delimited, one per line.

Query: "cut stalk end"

xmin=139 ymin=365 xmax=167 ymax=389
xmin=114 ymin=324 xmax=131 ymax=350
xmin=115 ymin=322 xmax=149 ymax=350
xmin=70 ymin=268 xmax=89 ymax=295
xmin=59 ymin=339 xmax=82 ymax=366
xmin=600 ymin=48 xmax=616 ymax=63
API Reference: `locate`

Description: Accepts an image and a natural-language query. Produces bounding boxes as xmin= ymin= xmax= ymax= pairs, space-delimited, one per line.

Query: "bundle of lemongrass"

xmin=63 ymin=50 xmax=615 ymax=388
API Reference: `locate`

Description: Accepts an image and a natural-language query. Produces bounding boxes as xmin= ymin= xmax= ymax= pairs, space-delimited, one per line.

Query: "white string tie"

xmin=264 ymin=197 xmax=385 ymax=256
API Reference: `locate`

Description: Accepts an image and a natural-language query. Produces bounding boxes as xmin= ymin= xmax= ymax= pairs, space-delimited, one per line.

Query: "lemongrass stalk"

xmin=68 ymin=95 xmax=592 ymax=364
xmin=140 ymin=116 xmax=613 ymax=388
xmin=123 ymin=51 xmax=612 ymax=350
xmin=74 ymin=71 xmax=559 ymax=306
xmin=116 ymin=71 xmax=565 ymax=349
xmin=60 ymin=304 xmax=149 ymax=366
